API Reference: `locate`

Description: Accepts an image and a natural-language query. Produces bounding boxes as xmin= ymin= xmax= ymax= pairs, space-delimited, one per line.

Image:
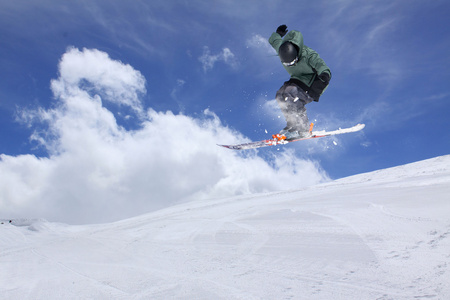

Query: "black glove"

xmin=309 ymin=73 xmax=331 ymax=101
xmin=276 ymin=25 xmax=288 ymax=37
xmin=318 ymin=73 xmax=330 ymax=84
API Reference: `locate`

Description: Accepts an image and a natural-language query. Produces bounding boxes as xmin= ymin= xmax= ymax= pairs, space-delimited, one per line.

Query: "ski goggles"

xmin=282 ymin=56 xmax=299 ymax=67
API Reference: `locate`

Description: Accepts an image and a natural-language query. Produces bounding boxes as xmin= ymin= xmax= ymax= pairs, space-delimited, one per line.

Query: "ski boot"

xmin=274 ymin=123 xmax=314 ymax=141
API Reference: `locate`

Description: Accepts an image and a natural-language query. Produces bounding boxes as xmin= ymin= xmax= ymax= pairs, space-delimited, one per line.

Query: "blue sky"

xmin=1 ymin=0 xmax=449 ymax=223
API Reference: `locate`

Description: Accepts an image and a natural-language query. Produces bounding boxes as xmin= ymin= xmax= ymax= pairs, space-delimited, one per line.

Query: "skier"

xmin=269 ymin=25 xmax=331 ymax=139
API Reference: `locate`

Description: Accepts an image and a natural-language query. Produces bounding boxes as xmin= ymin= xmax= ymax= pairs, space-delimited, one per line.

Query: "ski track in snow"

xmin=1 ymin=155 xmax=450 ymax=299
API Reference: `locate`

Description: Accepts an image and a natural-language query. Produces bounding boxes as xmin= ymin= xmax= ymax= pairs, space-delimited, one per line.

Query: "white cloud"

xmin=199 ymin=46 xmax=238 ymax=72
xmin=53 ymin=47 xmax=146 ymax=115
xmin=246 ymin=34 xmax=276 ymax=55
xmin=1 ymin=47 xmax=328 ymax=224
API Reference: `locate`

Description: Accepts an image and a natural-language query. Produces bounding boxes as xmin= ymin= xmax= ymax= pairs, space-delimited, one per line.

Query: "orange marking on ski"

xmin=272 ymin=133 xmax=286 ymax=142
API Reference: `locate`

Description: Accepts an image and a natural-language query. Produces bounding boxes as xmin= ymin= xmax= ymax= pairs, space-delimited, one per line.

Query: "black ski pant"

xmin=275 ymin=82 xmax=314 ymax=132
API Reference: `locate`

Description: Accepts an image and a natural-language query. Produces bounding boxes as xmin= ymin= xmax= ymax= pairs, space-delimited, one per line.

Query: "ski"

xmin=218 ymin=123 xmax=365 ymax=150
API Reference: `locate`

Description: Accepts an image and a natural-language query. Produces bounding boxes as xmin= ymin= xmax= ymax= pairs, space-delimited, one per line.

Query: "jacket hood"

xmin=283 ymin=30 xmax=304 ymax=57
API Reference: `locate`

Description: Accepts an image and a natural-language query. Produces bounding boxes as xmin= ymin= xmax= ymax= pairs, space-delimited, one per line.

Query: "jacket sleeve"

xmin=305 ymin=46 xmax=331 ymax=78
xmin=303 ymin=46 xmax=332 ymax=101
xmin=268 ymin=32 xmax=283 ymax=53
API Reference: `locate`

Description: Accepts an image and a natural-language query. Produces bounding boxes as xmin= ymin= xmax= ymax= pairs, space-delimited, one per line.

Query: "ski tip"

xmin=217 ymin=144 xmax=242 ymax=150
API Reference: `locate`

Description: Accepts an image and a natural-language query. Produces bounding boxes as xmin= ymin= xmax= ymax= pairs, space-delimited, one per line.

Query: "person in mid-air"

xmin=269 ymin=24 xmax=331 ymax=139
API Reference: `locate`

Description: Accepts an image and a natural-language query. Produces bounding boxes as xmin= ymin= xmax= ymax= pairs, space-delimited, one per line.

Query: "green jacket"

xmin=269 ymin=30 xmax=331 ymax=101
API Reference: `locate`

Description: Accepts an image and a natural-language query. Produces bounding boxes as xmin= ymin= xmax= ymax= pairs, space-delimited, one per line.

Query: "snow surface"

xmin=1 ymin=155 xmax=450 ymax=299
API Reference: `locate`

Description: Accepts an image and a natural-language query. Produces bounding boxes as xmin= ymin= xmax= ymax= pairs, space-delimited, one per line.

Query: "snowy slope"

xmin=1 ymin=155 xmax=450 ymax=299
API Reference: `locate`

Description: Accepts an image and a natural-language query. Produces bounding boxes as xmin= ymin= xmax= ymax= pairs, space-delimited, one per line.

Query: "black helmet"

xmin=279 ymin=42 xmax=299 ymax=66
